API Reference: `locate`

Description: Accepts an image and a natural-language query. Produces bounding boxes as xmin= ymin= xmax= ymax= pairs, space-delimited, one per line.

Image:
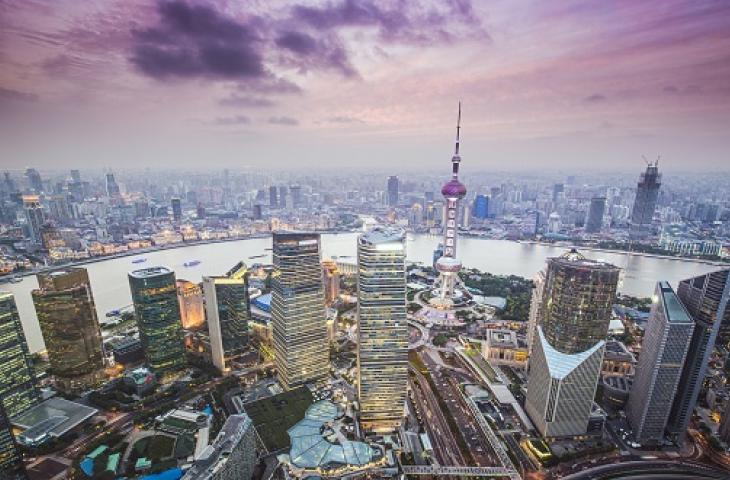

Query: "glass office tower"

xmin=272 ymin=232 xmax=328 ymax=389
xmin=356 ymin=228 xmax=408 ymax=432
xmin=203 ymin=274 xmax=250 ymax=373
xmin=0 ymin=404 xmax=26 ymax=480
xmin=32 ymin=268 xmax=106 ymax=393
xmin=128 ymin=267 xmax=186 ymax=376
xmin=0 ymin=293 xmax=38 ymax=418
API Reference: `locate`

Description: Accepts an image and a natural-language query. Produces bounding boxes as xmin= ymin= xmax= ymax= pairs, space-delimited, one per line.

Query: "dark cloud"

xmin=0 ymin=87 xmax=38 ymax=102
xmin=276 ymin=31 xmax=318 ymax=55
xmin=275 ymin=30 xmax=357 ymax=77
xmin=584 ymin=93 xmax=607 ymax=103
xmin=219 ymin=95 xmax=275 ymax=108
xmin=211 ymin=115 xmax=250 ymax=125
xmin=268 ymin=116 xmax=299 ymax=126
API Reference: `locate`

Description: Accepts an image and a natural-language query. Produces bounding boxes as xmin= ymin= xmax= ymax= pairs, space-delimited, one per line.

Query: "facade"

xmin=23 ymin=195 xmax=44 ymax=245
xmin=386 ymin=176 xmax=399 ymax=207
xmin=584 ymin=196 xmax=606 ymax=233
xmin=356 ymin=228 xmax=408 ymax=432
xmin=0 ymin=293 xmax=39 ymax=418
xmin=601 ymin=340 xmax=636 ymax=376
xmin=626 ymin=282 xmax=694 ymax=444
xmin=525 ymin=327 xmax=605 ymax=437
xmin=321 ymin=259 xmax=341 ymax=306
xmin=269 ymin=185 xmax=278 ymax=207
xmin=0 ymin=404 xmax=26 ymax=480
xmin=433 ymin=104 xmax=467 ymax=308
xmin=32 ymin=268 xmax=106 ymax=393
xmin=176 ymin=279 xmax=206 ymax=330
xmin=182 ymin=414 xmax=256 ymax=480
xmin=272 ymin=232 xmax=328 ymax=389
xmin=667 ymin=269 xmax=730 ymax=439
xmin=473 ymin=194 xmax=489 ymax=219
xmin=203 ymin=275 xmax=250 ymax=373
xmin=527 ymin=270 xmax=545 ymax=355
xmin=629 ymin=161 xmax=661 ymax=239
xmin=171 ymin=197 xmax=182 ymax=221
xmin=128 ymin=267 xmax=187 ymax=375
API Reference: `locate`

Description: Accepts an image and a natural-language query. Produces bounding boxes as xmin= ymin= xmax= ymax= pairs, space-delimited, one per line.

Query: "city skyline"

xmin=1 ymin=1 xmax=729 ymax=170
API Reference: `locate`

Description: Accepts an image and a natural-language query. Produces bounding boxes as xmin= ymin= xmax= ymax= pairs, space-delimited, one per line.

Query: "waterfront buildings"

xmin=321 ymin=259 xmax=340 ymax=306
xmin=128 ymin=267 xmax=187 ymax=376
xmin=432 ymin=104 xmax=467 ymax=308
xmin=272 ymin=232 xmax=328 ymax=389
xmin=0 ymin=293 xmax=39 ymax=418
xmin=626 ymin=282 xmax=694 ymax=444
xmin=585 ymin=196 xmax=606 ymax=233
xmin=176 ymin=279 xmax=206 ymax=330
xmin=387 ymin=176 xmax=399 ymax=207
xmin=630 ymin=161 xmax=661 ymax=239
xmin=203 ymin=274 xmax=250 ymax=373
xmin=182 ymin=413 xmax=256 ymax=480
xmin=32 ymin=268 xmax=106 ymax=393
xmin=356 ymin=228 xmax=408 ymax=432
xmin=667 ymin=268 xmax=730 ymax=439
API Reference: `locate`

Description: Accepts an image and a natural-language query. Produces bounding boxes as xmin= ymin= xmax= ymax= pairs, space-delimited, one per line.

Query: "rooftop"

xmin=538 ymin=327 xmax=604 ymax=380
xmin=658 ymin=281 xmax=692 ymax=323
xmin=359 ymin=227 xmax=405 ymax=246
xmin=129 ymin=266 xmax=173 ymax=278
xmin=13 ymin=397 xmax=98 ymax=444
xmin=182 ymin=414 xmax=253 ymax=479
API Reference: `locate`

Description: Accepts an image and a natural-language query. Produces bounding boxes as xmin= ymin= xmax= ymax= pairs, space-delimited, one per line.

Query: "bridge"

xmin=402 ymin=465 xmax=519 ymax=478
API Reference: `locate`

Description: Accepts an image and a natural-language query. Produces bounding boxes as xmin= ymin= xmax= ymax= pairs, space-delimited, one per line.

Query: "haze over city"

xmin=2 ymin=0 xmax=730 ymax=170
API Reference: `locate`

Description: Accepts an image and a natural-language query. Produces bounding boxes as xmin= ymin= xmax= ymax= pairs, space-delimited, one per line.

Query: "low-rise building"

xmin=481 ymin=329 xmax=528 ymax=367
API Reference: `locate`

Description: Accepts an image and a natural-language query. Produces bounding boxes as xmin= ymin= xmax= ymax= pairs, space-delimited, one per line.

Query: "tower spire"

xmin=455 ymin=101 xmax=461 ymax=155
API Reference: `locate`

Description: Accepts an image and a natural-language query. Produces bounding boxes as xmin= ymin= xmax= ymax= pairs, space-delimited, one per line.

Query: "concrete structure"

xmin=203 ymin=274 xmax=250 ymax=373
xmin=356 ymin=227 xmax=408 ymax=432
xmin=32 ymin=268 xmax=106 ymax=393
xmin=629 ymin=161 xmax=661 ymax=239
xmin=272 ymin=232 xmax=328 ymax=389
xmin=182 ymin=413 xmax=257 ymax=480
xmin=667 ymin=269 xmax=730 ymax=440
xmin=481 ymin=329 xmax=528 ymax=367
xmin=585 ymin=196 xmax=606 ymax=233
xmin=627 ymin=282 xmax=694 ymax=444
xmin=128 ymin=267 xmax=186 ymax=376
xmin=0 ymin=293 xmax=39 ymax=418
xmin=525 ymin=327 xmax=605 ymax=438
xmin=177 ymin=279 xmax=206 ymax=330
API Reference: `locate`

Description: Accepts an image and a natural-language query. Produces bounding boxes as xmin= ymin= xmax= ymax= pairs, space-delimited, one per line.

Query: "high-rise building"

xmin=0 ymin=404 xmax=26 ymax=480
xmin=584 ymin=196 xmax=606 ymax=233
xmin=128 ymin=267 xmax=187 ymax=376
xmin=272 ymin=232 xmax=328 ymax=389
xmin=181 ymin=413 xmax=256 ymax=480
xmin=433 ymin=104 xmax=467 ymax=308
xmin=105 ymin=172 xmax=120 ymax=197
xmin=32 ymin=268 xmax=106 ymax=393
xmin=629 ymin=161 xmax=661 ymax=239
xmin=626 ymin=282 xmax=693 ymax=444
xmin=203 ymin=274 xmax=250 ymax=373
xmin=25 ymin=168 xmax=43 ymax=193
xmin=525 ymin=249 xmax=619 ymax=437
xmin=473 ymin=194 xmax=489 ymax=219
xmin=527 ymin=270 xmax=545 ymax=356
xmin=552 ymin=183 xmax=564 ymax=204
xmin=667 ymin=269 xmax=730 ymax=439
xmin=278 ymin=186 xmax=288 ymax=209
xmin=356 ymin=228 xmax=408 ymax=432
xmin=290 ymin=185 xmax=302 ymax=208
xmin=387 ymin=176 xmax=399 ymax=207
xmin=252 ymin=204 xmax=262 ymax=220
xmin=22 ymin=195 xmax=44 ymax=245
xmin=269 ymin=185 xmax=278 ymax=207
xmin=0 ymin=293 xmax=39 ymax=417
xmin=171 ymin=197 xmax=182 ymax=221
xmin=176 ymin=279 xmax=206 ymax=330
xmin=321 ymin=259 xmax=340 ymax=306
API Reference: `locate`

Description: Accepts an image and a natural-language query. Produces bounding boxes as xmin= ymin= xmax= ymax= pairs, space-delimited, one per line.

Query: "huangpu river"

xmin=4 ymin=232 xmax=723 ymax=353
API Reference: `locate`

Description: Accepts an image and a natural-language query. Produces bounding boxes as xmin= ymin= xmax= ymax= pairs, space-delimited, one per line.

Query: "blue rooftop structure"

xmin=253 ymin=293 xmax=271 ymax=313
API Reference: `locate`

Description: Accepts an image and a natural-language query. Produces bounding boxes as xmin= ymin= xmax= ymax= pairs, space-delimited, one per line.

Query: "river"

xmin=3 ymin=233 xmax=724 ymax=353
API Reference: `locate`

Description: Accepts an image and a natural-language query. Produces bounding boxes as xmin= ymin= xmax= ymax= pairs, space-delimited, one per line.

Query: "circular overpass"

xmin=561 ymin=460 xmax=728 ymax=480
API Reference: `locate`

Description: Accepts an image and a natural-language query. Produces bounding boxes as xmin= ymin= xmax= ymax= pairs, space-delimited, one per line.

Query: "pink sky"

xmin=1 ymin=0 xmax=729 ymax=171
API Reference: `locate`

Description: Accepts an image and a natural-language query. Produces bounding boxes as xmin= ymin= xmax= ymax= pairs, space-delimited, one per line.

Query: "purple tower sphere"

xmin=441 ymin=178 xmax=467 ymax=198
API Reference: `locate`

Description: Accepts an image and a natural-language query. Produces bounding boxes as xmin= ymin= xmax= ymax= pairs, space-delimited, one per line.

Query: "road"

xmin=561 ymin=460 xmax=729 ymax=480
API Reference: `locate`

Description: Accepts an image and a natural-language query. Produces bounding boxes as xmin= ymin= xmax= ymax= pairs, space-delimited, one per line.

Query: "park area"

xmin=243 ymin=386 xmax=313 ymax=451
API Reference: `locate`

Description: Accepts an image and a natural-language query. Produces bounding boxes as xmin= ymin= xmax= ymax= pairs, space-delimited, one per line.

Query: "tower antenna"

xmin=455 ymin=101 xmax=461 ymax=155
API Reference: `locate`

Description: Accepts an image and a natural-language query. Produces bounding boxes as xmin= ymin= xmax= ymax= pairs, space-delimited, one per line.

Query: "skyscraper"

xmin=272 ymin=232 xmax=328 ymax=389
xmin=626 ymin=282 xmax=693 ymax=444
xmin=433 ymin=104 xmax=467 ymax=308
xmin=584 ymin=196 xmax=606 ymax=233
xmin=269 ymin=185 xmax=278 ymax=207
xmin=629 ymin=161 xmax=661 ymax=239
xmin=290 ymin=185 xmax=303 ymax=208
xmin=321 ymin=259 xmax=340 ymax=306
xmin=171 ymin=197 xmax=182 ymax=221
xmin=203 ymin=274 xmax=250 ymax=373
xmin=22 ymin=195 xmax=44 ymax=245
xmin=356 ymin=228 xmax=408 ymax=432
xmin=667 ymin=269 xmax=730 ymax=439
xmin=386 ymin=176 xmax=399 ymax=207
xmin=552 ymin=183 xmax=564 ymax=204
xmin=128 ymin=267 xmax=187 ymax=376
xmin=527 ymin=270 xmax=545 ymax=356
xmin=0 ymin=293 xmax=39 ymax=418
xmin=473 ymin=194 xmax=489 ymax=219
xmin=0 ymin=404 xmax=26 ymax=480
xmin=32 ymin=268 xmax=106 ymax=393
xmin=105 ymin=172 xmax=120 ymax=197
xmin=176 ymin=279 xmax=205 ymax=330
xmin=526 ymin=249 xmax=619 ymax=437
xmin=25 ymin=168 xmax=43 ymax=193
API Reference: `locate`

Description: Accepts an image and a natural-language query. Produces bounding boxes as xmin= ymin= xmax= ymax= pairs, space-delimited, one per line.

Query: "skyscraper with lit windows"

xmin=356 ymin=227 xmax=408 ymax=432
xmin=203 ymin=273 xmax=250 ymax=373
xmin=0 ymin=292 xmax=39 ymax=417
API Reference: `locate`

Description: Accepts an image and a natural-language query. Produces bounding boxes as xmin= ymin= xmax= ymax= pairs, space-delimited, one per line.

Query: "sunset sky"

xmin=1 ymin=0 xmax=729 ymax=171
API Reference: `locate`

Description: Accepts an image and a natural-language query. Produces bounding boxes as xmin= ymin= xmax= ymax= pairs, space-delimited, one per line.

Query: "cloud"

xmin=235 ymin=77 xmax=303 ymax=95
xmin=584 ymin=93 xmax=607 ymax=103
xmin=211 ymin=115 xmax=250 ymax=125
xmin=0 ymin=87 xmax=38 ymax=103
xmin=219 ymin=95 xmax=275 ymax=108
xmin=325 ymin=115 xmax=364 ymax=123
xmin=275 ymin=30 xmax=357 ymax=77
xmin=268 ymin=116 xmax=299 ymax=126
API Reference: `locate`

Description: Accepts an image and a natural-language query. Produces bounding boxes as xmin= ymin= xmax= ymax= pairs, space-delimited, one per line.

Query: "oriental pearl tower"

xmin=431 ymin=103 xmax=467 ymax=309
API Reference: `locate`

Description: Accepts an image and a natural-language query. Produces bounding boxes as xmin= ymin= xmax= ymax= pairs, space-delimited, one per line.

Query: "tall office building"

xmin=584 ymin=196 xmax=606 ymax=233
xmin=171 ymin=197 xmax=182 ymax=221
xmin=473 ymin=194 xmax=489 ymax=219
xmin=272 ymin=232 xmax=328 ymax=389
xmin=626 ymin=282 xmax=693 ymax=444
xmin=290 ymin=185 xmax=302 ymax=208
xmin=105 ymin=172 xmax=120 ymax=197
xmin=0 ymin=404 xmax=26 ymax=480
xmin=269 ymin=185 xmax=278 ymax=207
xmin=22 ymin=195 xmax=44 ymax=245
xmin=25 ymin=168 xmax=43 ymax=193
xmin=629 ymin=161 xmax=661 ymax=239
xmin=667 ymin=269 xmax=730 ymax=439
xmin=552 ymin=183 xmax=564 ymax=204
xmin=128 ymin=267 xmax=187 ymax=376
xmin=386 ymin=176 xmax=399 ymax=207
xmin=32 ymin=268 xmax=106 ymax=393
xmin=527 ymin=270 xmax=545 ymax=356
xmin=0 ymin=293 xmax=39 ymax=417
xmin=203 ymin=275 xmax=250 ymax=373
xmin=525 ymin=249 xmax=619 ymax=437
xmin=321 ymin=259 xmax=340 ymax=306
xmin=356 ymin=228 xmax=408 ymax=432
xmin=176 ymin=279 xmax=206 ymax=330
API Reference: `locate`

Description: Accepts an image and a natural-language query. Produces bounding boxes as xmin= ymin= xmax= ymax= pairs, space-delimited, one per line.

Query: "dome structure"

xmin=441 ymin=179 xmax=467 ymax=198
